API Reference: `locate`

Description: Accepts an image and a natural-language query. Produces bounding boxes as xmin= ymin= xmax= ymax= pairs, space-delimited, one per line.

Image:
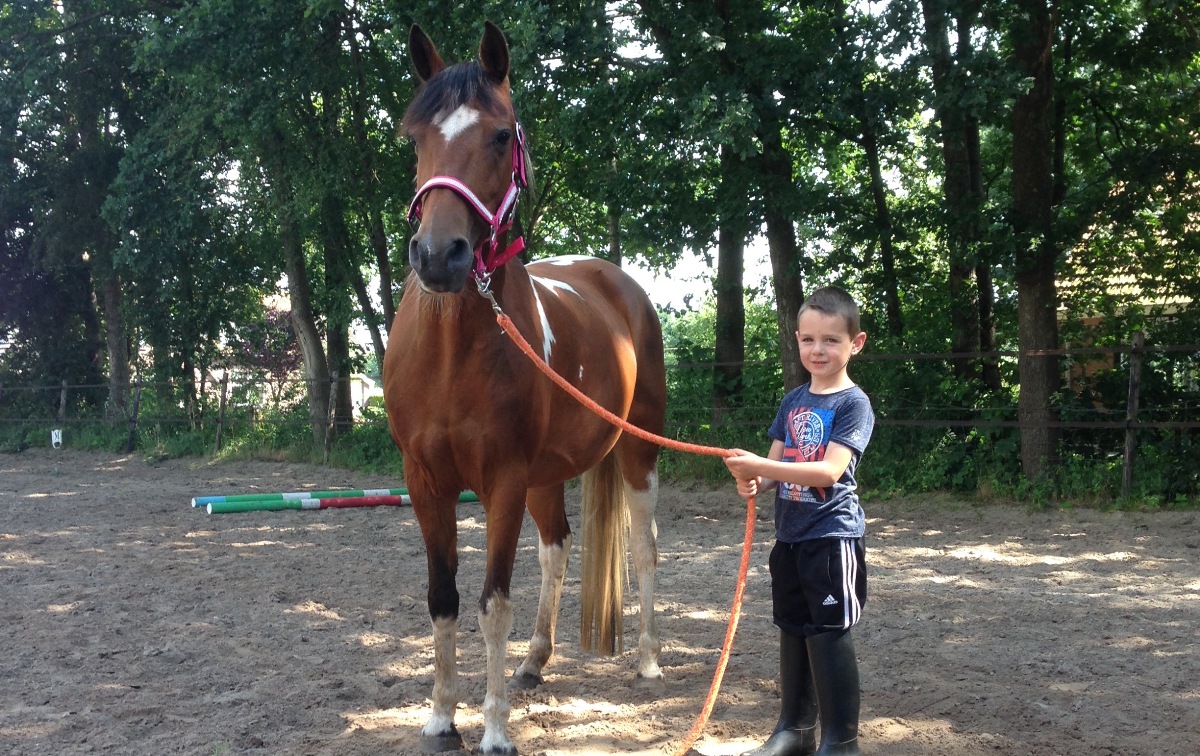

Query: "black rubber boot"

xmin=742 ymin=631 xmax=817 ymax=756
xmin=807 ymin=630 xmax=861 ymax=756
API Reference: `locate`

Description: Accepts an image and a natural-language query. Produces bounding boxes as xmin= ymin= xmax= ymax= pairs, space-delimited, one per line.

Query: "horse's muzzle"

xmin=410 ymin=234 xmax=473 ymax=293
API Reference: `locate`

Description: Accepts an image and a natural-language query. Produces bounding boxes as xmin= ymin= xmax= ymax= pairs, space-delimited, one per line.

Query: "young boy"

xmin=724 ymin=286 xmax=875 ymax=756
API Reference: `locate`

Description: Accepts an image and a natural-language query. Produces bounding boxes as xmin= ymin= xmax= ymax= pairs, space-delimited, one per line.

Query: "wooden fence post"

xmin=214 ymin=373 xmax=230 ymax=454
xmin=126 ymin=379 xmax=142 ymax=453
xmin=1122 ymin=331 xmax=1145 ymax=497
xmin=58 ymin=379 xmax=68 ymax=423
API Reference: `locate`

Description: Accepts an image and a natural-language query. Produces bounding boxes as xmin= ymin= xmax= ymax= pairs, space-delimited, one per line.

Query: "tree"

xmin=1007 ymin=0 xmax=1060 ymax=479
xmin=920 ymin=0 xmax=1001 ymax=388
xmin=226 ymin=306 xmax=304 ymax=408
xmin=1 ymin=0 xmax=142 ymax=415
xmin=128 ymin=0 xmax=412 ymax=445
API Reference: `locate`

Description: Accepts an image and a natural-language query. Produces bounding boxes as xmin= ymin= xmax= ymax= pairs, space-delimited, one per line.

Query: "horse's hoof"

xmin=634 ymin=670 xmax=666 ymax=691
xmin=478 ymin=733 xmax=518 ymax=755
xmin=510 ymin=670 xmax=543 ymax=690
xmin=420 ymin=726 xmax=465 ymax=753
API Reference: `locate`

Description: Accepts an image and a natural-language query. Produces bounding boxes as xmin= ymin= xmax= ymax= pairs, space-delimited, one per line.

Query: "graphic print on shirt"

xmin=779 ymin=405 xmax=836 ymax=503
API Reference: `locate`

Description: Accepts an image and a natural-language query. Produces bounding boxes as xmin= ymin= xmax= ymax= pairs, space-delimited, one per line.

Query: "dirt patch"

xmin=2 ymin=448 xmax=1197 ymax=755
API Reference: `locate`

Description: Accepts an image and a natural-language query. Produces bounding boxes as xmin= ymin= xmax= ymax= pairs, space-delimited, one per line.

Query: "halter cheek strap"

xmin=407 ymin=123 xmax=529 ymax=278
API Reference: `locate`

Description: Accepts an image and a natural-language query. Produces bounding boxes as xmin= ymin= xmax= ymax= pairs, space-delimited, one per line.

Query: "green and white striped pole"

xmin=191 ymin=488 xmax=408 ymax=508
xmin=196 ymin=489 xmax=479 ymax=514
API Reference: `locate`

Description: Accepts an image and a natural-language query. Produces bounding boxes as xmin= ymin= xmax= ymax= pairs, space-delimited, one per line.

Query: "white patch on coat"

xmin=532 ymin=276 xmax=581 ymax=299
xmin=435 ymin=104 xmax=480 ymax=142
xmin=530 ymin=285 xmax=556 ymax=362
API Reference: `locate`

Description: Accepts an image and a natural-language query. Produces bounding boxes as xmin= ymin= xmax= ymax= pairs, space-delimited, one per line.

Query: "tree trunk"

xmin=281 ymin=215 xmax=330 ymax=447
xmin=607 ymin=207 xmax=623 ymax=267
xmin=351 ymin=266 xmax=386 ymax=372
xmin=321 ymin=198 xmax=356 ymax=436
xmin=89 ymin=235 xmax=129 ymax=422
xmin=1011 ymin=0 xmax=1060 ymax=479
xmin=755 ymin=114 xmax=807 ymax=391
xmin=369 ymin=208 xmax=396 ymax=333
xmin=862 ymin=128 xmax=903 ymax=338
xmin=765 ymin=213 xmax=805 ymax=392
xmin=713 ymin=144 xmax=748 ymax=420
xmin=61 ymin=0 xmax=126 ymax=416
xmin=977 ymin=263 xmax=1001 ymax=390
xmin=348 ymin=21 xmax=396 ymax=336
xmin=922 ymin=0 xmax=982 ymax=382
xmin=965 ymin=58 xmax=1000 ymax=390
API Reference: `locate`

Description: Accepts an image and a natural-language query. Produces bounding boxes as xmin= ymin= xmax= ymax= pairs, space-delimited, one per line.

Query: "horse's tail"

xmin=579 ymin=449 xmax=628 ymax=656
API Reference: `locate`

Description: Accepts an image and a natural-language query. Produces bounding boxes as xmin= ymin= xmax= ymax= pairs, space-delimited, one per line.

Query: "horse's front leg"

xmin=477 ymin=488 xmax=528 ymax=755
xmin=513 ymin=485 xmax=572 ymax=689
xmin=414 ymin=496 xmax=464 ymax=752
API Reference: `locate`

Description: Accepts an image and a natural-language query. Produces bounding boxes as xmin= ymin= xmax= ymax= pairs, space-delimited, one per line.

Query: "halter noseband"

xmin=407 ymin=122 xmax=529 ymax=280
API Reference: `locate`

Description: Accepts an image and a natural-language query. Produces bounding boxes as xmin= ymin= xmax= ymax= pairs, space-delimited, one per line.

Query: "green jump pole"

xmin=203 ymin=490 xmax=480 ymax=514
xmin=191 ymin=488 xmax=408 ymax=507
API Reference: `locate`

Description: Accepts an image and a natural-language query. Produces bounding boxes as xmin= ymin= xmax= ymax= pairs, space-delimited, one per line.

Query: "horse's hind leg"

xmin=513 ymin=484 xmax=572 ymax=689
xmin=618 ymin=444 xmax=663 ymax=681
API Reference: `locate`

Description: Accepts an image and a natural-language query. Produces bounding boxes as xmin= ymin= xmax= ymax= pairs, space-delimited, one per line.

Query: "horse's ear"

xmin=479 ymin=21 xmax=509 ymax=85
xmin=409 ymin=24 xmax=444 ymax=83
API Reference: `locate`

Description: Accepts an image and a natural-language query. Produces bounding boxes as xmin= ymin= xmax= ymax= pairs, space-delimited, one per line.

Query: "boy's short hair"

xmin=798 ymin=286 xmax=861 ymax=335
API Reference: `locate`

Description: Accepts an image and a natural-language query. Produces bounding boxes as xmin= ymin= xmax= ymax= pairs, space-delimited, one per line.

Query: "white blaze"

xmin=435 ymin=104 xmax=480 ymax=142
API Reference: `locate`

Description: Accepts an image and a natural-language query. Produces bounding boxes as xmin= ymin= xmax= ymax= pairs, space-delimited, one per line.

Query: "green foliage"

xmin=1 ymin=0 xmax=1197 ymax=507
xmin=324 ymin=406 xmax=403 ymax=474
xmin=660 ymin=299 xmax=1197 ymax=509
xmin=0 ymin=425 xmax=36 ymax=454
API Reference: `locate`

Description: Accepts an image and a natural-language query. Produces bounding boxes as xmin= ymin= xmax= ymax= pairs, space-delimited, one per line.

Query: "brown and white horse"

xmin=382 ymin=22 xmax=666 ymax=755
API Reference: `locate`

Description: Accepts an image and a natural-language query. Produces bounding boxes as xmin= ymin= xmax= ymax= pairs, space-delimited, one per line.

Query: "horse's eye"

xmin=494 ymin=129 xmax=513 ymax=148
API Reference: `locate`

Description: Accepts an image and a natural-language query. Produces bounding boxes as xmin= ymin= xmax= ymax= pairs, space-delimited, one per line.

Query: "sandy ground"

xmin=1 ymin=448 xmax=1198 ymax=755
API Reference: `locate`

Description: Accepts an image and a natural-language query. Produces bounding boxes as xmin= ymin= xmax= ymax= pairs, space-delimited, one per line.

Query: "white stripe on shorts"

xmin=841 ymin=539 xmax=862 ymax=629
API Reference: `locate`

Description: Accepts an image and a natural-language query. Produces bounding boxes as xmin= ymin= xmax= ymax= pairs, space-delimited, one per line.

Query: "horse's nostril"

xmin=449 ymin=237 xmax=472 ymax=268
xmin=409 ymin=237 xmax=425 ymax=269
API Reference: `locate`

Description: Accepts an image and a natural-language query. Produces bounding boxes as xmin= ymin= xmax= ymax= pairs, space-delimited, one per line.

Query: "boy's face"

xmin=795 ymin=309 xmax=867 ymax=386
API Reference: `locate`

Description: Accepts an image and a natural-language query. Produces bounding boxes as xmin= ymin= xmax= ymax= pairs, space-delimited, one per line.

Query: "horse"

xmin=382 ymin=21 xmax=667 ymax=756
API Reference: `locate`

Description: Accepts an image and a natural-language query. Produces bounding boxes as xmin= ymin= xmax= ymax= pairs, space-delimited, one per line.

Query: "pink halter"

xmin=407 ymin=122 xmax=529 ymax=278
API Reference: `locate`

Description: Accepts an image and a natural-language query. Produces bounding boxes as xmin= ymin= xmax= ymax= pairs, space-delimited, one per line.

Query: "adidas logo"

xmin=822 ymin=595 xmax=838 ymax=606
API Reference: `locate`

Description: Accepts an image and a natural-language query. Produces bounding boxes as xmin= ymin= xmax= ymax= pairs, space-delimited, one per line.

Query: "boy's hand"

xmin=723 ymin=448 xmax=759 ymax=479
xmin=724 ymin=449 xmax=761 ymax=500
xmin=733 ymin=476 xmax=759 ymax=500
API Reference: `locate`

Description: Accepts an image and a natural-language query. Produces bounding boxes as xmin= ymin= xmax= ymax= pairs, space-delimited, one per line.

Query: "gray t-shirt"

xmin=767 ymin=383 xmax=875 ymax=542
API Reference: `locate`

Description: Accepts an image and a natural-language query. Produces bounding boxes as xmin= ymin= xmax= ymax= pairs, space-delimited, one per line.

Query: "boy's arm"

xmin=752 ymin=441 xmax=855 ymax=489
xmin=725 ymin=440 xmax=856 ymax=492
xmin=724 ymin=440 xmax=785 ymax=500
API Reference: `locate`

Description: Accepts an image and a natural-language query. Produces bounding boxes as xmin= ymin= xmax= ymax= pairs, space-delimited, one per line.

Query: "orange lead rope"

xmin=494 ymin=310 xmax=757 ymax=756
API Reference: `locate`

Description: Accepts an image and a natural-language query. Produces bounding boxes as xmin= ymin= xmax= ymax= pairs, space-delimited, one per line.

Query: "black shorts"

xmin=769 ymin=537 xmax=866 ymax=637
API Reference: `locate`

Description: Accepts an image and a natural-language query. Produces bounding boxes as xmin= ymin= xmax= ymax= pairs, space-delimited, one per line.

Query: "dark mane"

xmin=402 ymin=61 xmax=504 ymax=132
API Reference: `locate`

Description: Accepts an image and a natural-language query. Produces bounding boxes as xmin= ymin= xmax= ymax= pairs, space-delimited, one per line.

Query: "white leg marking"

xmin=479 ymin=595 xmax=515 ymax=754
xmin=435 ymin=104 xmax=480 ymax=142
xmin=423 ymin=615 xmax=460 ymax=737
xmin=625 ymin=471 xmax=663 ymax=680
xmin=515 ymin=536 xmax=572 ymax=681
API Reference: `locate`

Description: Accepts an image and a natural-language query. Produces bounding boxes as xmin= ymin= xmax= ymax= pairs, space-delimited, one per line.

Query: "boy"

xmin=724 ymin=286 xmax=875 ymax=756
